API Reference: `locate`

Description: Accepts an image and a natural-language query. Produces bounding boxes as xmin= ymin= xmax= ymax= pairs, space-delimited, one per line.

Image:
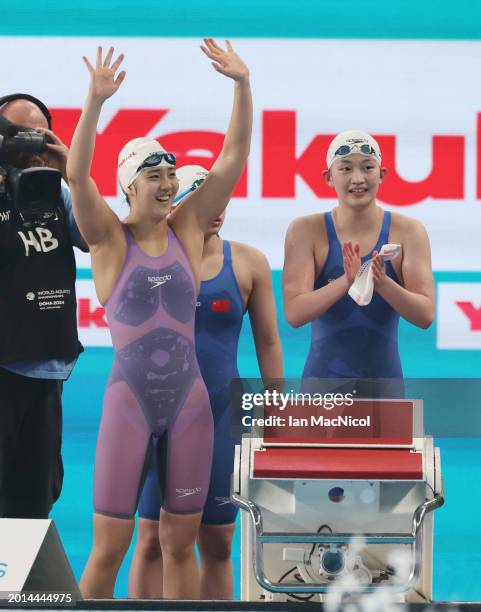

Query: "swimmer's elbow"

xmin=418 ymin=315 xmax=434 ymax=330
xmin=284 ymin=306 xmax=304 ymax=329
xmin=284 ymin=293 xmax=313 ymax=328
xmin=289 ymin=318 xmax=304 ymax=329
xmin=415 ymin=304 xmax=435 ymax=329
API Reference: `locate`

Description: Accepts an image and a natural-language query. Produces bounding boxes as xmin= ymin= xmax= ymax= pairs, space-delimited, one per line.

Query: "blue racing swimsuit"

xmin=302 ymin=211 xmax=403 ymax=397
xmin=138 ymin=240 xmax=245 ymax=524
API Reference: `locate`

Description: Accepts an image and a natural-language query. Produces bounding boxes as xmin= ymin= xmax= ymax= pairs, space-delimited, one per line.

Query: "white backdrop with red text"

xmin=3 ymin=37 xmax=481 ymax=348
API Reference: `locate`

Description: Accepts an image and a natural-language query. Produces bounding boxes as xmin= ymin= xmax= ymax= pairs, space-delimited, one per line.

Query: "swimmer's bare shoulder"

xmin=389 ymin=211 xmax=429 ymax=238
xmin=232 ymin=241 xmax=271 ymax=273
xmin=284 ymin=213 xmax=328 ymax=278
xmin=389 ymin=212 xmax=432 ymax=284
xmin=229 ymin=241 xmax=271 ymax=304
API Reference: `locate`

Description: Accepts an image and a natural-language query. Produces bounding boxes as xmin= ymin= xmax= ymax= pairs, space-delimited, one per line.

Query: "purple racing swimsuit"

xmin=93 ymin=225 xmax=213 ymax=518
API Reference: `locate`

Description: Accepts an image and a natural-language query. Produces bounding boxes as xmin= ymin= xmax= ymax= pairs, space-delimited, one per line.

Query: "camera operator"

xmin=0 ymin=94 xmax=87 ymax=519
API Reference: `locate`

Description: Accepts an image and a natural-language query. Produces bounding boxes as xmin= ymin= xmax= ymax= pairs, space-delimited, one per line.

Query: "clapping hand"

xmin=343 ymin=241 xmax=361 ymax=285
xmin=371 ymin=251 xmax=387 ymax=288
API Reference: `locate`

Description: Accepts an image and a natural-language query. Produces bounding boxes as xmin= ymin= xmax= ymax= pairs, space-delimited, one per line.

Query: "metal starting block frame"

xmin=231 ymin=398 xmax=444 ymax=603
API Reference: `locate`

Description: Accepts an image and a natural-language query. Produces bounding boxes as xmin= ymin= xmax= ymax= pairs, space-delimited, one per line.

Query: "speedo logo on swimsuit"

xmin=214 ymin=496 xmax=232 ymax=506
xmin=175 ymin=487 xmax=202 ymax=498
xmin=148 ymin=274 xmax=172 ymax=289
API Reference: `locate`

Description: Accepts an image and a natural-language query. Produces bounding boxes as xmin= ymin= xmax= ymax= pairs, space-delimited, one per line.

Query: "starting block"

xmin=232 ymin=398 xmax=444 ymax=603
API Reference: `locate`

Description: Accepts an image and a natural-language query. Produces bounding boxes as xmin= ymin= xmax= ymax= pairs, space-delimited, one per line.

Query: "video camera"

xmin=0 ymin=93 xmax=62 ymax=225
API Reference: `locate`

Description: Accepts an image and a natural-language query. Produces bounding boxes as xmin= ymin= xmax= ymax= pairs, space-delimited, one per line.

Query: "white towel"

xmin=348 ymin=243 xmax=401 ymax=306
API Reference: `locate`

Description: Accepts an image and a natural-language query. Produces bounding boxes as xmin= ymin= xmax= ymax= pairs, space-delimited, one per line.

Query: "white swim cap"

xmin=173 ymin=165 xmax=209 ymax=203
xmin=326 ymin=130 xmax=382 ymax=169
xmin=117 ymin=137 xmax=175 ymax=193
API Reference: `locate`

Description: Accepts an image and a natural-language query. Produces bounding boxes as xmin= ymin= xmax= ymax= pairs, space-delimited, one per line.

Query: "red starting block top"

xmin=263 ymin=400 xmax=416 ymax=446
xmin=253 ymin=447 xmax=423 ymax=480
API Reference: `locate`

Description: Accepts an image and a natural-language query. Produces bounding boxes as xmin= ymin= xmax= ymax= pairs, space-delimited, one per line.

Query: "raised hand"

xmin=343 ymin=241 xmax=361 ymax=285
xmin=82 ymin=46 xmax=126 ymax=103
xmin=200 ymin=38 xmax=249 ymax=82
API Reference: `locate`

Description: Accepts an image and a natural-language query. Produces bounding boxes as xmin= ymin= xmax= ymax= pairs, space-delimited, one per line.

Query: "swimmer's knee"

xmin=157 ymin=507 xmax=202 ymax=557
xmin=160 ymin=541 xmax=194 ymax=563
xmin=199 ymin=539 xmax=232 ymax=563
xmin=91 ymin=539 xmax=131 ymax=568
xmin=91 ymin=514 xmax=134 ymax=565
xmin=198 ymin=524 xmax=234 ymax=562
xmin=158 ymin=523 xmax=197 ymax=561
xmin=136 ymin=526 xmax=162 ymax=560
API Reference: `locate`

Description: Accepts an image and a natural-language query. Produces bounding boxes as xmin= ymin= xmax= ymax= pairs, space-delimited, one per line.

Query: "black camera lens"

xmin=6 ymin=131 xmax=47 ymax=154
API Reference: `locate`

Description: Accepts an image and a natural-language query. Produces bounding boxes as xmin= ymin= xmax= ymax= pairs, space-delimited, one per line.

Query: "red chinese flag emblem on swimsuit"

xmin=210 ymin=299 xmax=231 ymax=313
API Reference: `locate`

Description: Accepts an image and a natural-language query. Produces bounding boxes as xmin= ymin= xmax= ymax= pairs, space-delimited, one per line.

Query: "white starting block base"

xmin=233 ymin=399 xmax=444 ymax=604
xmin=0 ymin=519 xmax=80 ymax=599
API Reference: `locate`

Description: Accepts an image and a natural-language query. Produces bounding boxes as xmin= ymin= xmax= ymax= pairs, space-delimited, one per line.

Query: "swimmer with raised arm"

xmin=66 ymin=40 xmax=252 ymax=599
xmin=128 ymin=165 xmax=284 ymax=600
